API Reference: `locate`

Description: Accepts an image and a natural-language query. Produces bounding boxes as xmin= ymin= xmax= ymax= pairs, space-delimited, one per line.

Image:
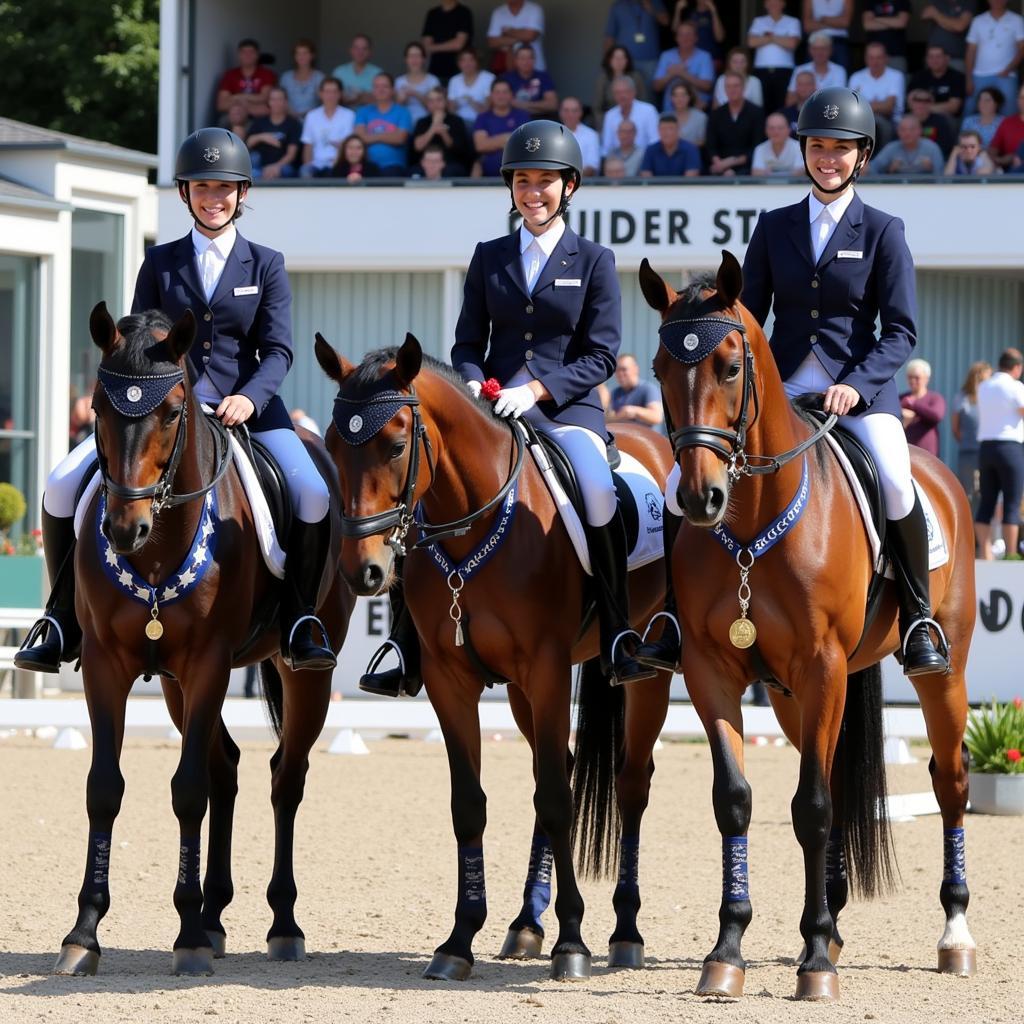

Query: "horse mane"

xmin=103 ymin=310 xmax=181 ymax=375
xmin=668 ymin=273 xmax=721 ymax=317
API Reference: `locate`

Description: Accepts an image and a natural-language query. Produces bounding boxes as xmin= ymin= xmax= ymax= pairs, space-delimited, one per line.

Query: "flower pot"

xmin=0 ymin=554 xmax=45 ymax=608
xmin=969 ymin=771 xmax=1024 ymax=815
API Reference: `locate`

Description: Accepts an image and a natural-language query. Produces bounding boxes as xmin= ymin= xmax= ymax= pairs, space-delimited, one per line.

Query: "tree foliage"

xmin=0 ymin=1 xmax=159 ymax=153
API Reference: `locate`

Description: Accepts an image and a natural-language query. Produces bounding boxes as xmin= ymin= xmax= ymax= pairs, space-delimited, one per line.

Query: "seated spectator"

xmin=412 ymin=86 xmax=473 ymax=175
xmin=329 ymin=134 xmax=382 ymax=181
xmin=487 ymin=0 xmax=546 ymax=73
xmin=604 ymin=118 xmax=645 ymax=176
xmin=909 ymin=44 xmax=967 ymax=119
xmin=279 ymin=39 xmax=325 ymax=119
xmin=448 ymin=48 xmax=496 ymax=127
xmin=300 ymin=77 xmax=356 ymax=177
xmin=653 ymin=22 xmax=715 ymax=111
xmin=409 ymin=143 xmax=456 ymax=180
xmin=355 ymin=73 xmax=414 ymax=174
xmin=920 ymin=2 xmax=975 ymax=72
xmin=472 ymin=79 xmax=529 ymax=175
xmin=217 ymin=38 xmax=276 ymax=119
xmin=900 ymin=358 xmax=946 ymax=457
xmin=602 ymin=154 xmax=628 ymax=178
xmin=848 ymin=42 xmax=905 ymax=148
xmin=904 ymin=90 xmax=956 ymax=156
xmin=593 ymin=45 xmax=648 ymax=124
xmin=989 ymin=82 xmax=1024 ymax=168
xmin=247 ymin=86 xmax=301 ymax=180
xmin=781 ymin=69 xmax=817 ymax=136
xmin=944 ymin=128 xmax=998 ymax=174
xmin=961 ymin=85 xmax=1005 ymax=148
xmin=802 ymin=0 xmax=854 ymax=70
xmin=600 ymin=75 xmax=660 ymax=156
xmin=1009 ymin=140 xmax=1024 ymax=173
xmin=785 ymin=31 xmax=847 ymax=105
xmin=713 ymin=47 xmax=765 ymax=110
xmin=668 ymin=80 xmax=708 ymax=147
xmin=869 ymin=114 xmax=944 ymax=175
xmin=225 ymin=98 xmax=251 ymax=143
xmin=705 ymin=71 xmax=764 ymax=176
xmin=559 ymin=96 xmax=601 ymax=175
xmin=751 ymin=110 xmax=803 ymax=175
xmin=671 ymin=0 xmax=726 ymax=65
xmin=333 ymin=34 xmax=383 ymax=109
xmin=747 ymin=0 xmax=802 ymax=115
xmin=641 ymin=112 xmax=702 ymax=176
xmin=607 ymin=354 xmax=663 ymax=428
xmin=862 ymin=0 xmax=910 ymax=73
xmin=397 ymin=42 xmax=443 ymax=123
xmin=502 ymin=43 xmax=558 ymax=116
xmin=965 ymin=0 xmax=1024 ymax=116
xmin=422 ymin=1 xmax=474 ymax=84
xmin=603 ymin=0 xmax=669 ymax=86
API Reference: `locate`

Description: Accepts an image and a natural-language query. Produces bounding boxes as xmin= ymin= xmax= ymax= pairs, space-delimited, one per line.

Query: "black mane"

xmin=103 ymin=309 xmax=181 ymax=375
xmin=669 ymin=273 xmax=722 ymax=318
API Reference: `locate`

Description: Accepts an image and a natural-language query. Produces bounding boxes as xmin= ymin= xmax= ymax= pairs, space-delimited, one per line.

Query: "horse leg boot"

xmin=635 ymin=508 xmax=682 ymax=672
xmin=281 ymin=514 xmax=337 ymax=671
xmin=887 ymin=495 xmax=950 ymax=676
xmin=358 ymin=564 xmax=422 ymax=697
xmin=585 ymin=515 xmax=657 ymax=686
xmin=15 ymin=510 xmax=81 ymax=673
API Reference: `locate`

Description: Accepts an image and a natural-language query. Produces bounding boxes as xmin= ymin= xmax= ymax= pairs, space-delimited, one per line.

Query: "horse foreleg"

xmin=200 ymin=719 xmax=240 ymax=957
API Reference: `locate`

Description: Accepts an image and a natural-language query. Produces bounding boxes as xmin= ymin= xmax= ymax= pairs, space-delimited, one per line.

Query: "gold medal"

xmin=729 ymin=617 xmax=757 ymax=649
xmin=145 ymin=618 xmax=164 ymax=641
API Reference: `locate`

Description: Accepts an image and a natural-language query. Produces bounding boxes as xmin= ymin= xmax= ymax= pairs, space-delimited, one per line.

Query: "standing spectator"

xmin=952 ymin=360 xmax=993 ymax=510
xmin=606 ymin=354 xmax=663 ymax=427
xmin=965 ymin=0 xmax=1024 ymax=116
xmin=848 ymin=42 xmax=905 ymax=147
xmin=487 ymin=0 xmax=546 ymax=72
xmin=904 ymin=90 xmax=956 ymax=156
xmin=300 ymin=77 xmax=356 ymax=177
xmin=329 ymin=134 xmax=381 ymax=181
xmin=279 ymin=40 xmax=325 ymax=119
xmin=900 ymin=358 xmax=946 ymax=457
xmin=989 ymin=82 xmax=1024 ymax=168
xmin=802 ymin=0 xmax=854 ymax=70
xmin=248 ymin=86 xmax=301 ymax=179
xmin=604 ymin=118 xmax=645 ymax=175
xmin=332 ymin=34 xmax=383 ymax=109
xmin=422 ymin=0 xmax=474 ymax=83
xmin=653 ymin=22 xmax=715 ymax=110
xmin=747 ymin=0 xmax=802 ymax=115
xmin=640 ymin=112 xmax=702 ymax=176
xmin=670 ymin=1 xmax=726 ymax=65
xmin=862 ymin=1 xmax=910 ymax=73
xmin=781 ymin=69 xmax=817 ymax=135
xmin=594 ymin=46 xmax=648 ymax=123
xmin=869 ymin=114 xmax=945 ymax=175
xmin=396 ymin=42 xmax=442 ymax=123
xmin=786 ymin=31 xmax=847 ymax=105
xmin=921 ymin=2 xmax=975 ymax=71
xmin=502 ymin=43 xmax=558 ymax=116
xmin=668 ymin=80 xmax=708 ymax=146
xmin=961 ymin=85 xmax=1005 ymax=147
xmin=705 ymin=71 xmax=764 ymax=176
xmin=355 ymin=73 xmax=414 ymax=175
xmin=604 ymin=1 xmax=669 ymax=86
xmin=411 ymin=86 xmax=474 ymax=175
xmin=448 ymin=48 xmax=495 ymax=127
xmin=600 ymin=75 xmax=660 ymax=155
xmin=944 ymin=127 xmax=998 ymax=173
xmin=975 ymin=348 xmax=1024 ymax=560
xmin=712 ymin=47 xmax=765 ymax=109
xmin=472 ymin=79 xmax=529 ymax=175
xmin=559 ymin=96 xmax=601 ymax=175
xmin=751 ymin=110 xmax=804 ymax=174
xmin=410 ymin=144 xmax=455 ymax=179
xmin=217 ymin=38 xmax=277 ymax=119
xmin=909 ymin=45 xmax=967 ymax=119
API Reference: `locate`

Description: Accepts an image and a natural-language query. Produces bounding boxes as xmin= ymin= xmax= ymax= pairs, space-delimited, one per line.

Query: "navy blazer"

xmin=741 ymin=193 xmax=916 ymax=418
xmin=131 ymin=231 xmax=294 ymax=431
xmin=451 ymin=226 xmax=621 ymax=438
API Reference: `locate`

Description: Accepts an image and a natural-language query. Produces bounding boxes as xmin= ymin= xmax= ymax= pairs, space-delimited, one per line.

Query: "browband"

xmin=333 ymin=389 xmax=419 ymax=446
xmin=97 ymin=366 xmax=185 ymax=418
xmin=658 ymin=316 xmax=745 ymax=365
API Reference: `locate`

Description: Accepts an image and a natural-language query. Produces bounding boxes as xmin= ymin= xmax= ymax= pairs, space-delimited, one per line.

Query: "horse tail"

xmin=259 ymin=658 xmax=285 ymax=741
xmin=836 ymin=662 xmax=897 ymax=899
xmin=570 ymin=657 xmax=624 ymax=881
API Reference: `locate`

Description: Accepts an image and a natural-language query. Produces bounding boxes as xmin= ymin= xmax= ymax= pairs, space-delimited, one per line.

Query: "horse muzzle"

xmin=679 ymin=483 xmax=728 ymax=528
xmin=341 ymin=543 xmax=396 ymax=597
xmin=102 ymin=508 xmax=152 ymax=555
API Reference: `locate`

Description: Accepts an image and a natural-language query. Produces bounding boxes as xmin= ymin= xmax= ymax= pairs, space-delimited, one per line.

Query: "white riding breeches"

xmin=43 ymin=434 xmax=100 ymax=518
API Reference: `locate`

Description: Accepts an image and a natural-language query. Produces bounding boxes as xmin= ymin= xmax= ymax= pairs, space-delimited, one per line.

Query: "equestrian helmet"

xmin=797 ymin=87 xmax=876 ymax=152
xmin=501 ymin=120 xmax=583 ymax=189
xmin=174 ymin=127 xmax=253 ymax=184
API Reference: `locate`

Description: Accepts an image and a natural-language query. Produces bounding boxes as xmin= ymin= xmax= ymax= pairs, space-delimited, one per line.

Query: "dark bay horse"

xmin=315 ymin=333 xmax=673 ymax=980
xmin=56 ymin=305 xmax=353 ymax=976
xmin=640 ymin=255 xmax=976 ymax=1001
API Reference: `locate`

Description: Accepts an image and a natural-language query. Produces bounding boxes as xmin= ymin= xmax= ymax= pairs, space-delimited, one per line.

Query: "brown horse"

xmin=55 ymin=305 xmax=353 ymax=976
xmin=315 ymin=333 xmax=673 ymax=980
xmin=640 ymin=254 xmax=976 ymax=1001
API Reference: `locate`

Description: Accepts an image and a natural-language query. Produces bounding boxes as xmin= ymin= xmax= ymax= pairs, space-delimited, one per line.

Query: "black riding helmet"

xmin=174 ymin=127 xmax=252 ymax=230
xmin=797 ymin=87 xmax=875 ymax=194
xmin=501 ymin=120 xmax=583 ymax=226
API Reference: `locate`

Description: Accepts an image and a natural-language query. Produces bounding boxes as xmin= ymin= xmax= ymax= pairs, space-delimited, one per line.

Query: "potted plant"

xmin=0 ymin=482 xmax=45 ymax=608
xmin=965 ymin=697 xmax=1024 ymax=815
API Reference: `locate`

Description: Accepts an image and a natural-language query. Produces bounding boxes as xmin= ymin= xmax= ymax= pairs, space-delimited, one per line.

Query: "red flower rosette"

xmin=481 ymin=378 xmax=502 ymax=402
xmin=1008 ymin=748 xmax=1022 ymax=763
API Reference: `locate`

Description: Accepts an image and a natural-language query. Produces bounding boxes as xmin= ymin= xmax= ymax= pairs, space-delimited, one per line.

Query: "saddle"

xmin=233 ymin=423 xmax=293 ymax=550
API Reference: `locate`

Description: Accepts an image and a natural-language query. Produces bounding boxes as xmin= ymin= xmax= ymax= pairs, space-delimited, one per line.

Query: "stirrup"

xmin=359 ymin=639 xmax=422 ymax=698
xmin=900 ymin=616 xmax=951 ymax=674
xmin=13 ymin=615 xmax=66 ymax=673
xmin=608 ymin=629 xmax=658 ymax=686
xmin=285 ymin=614 xmax=337 ymax=671
xmin=635 ymin=611 xmax=682 ymax=672
xmin=640 ymin=611 xmax=681 ymax=646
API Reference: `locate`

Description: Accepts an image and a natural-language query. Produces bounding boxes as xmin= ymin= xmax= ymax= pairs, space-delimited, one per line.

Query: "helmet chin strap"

xmin=801 ymin=142 xmax=870 ymax=196
xmin=180 ymin=182 xmax=247 ymax=233
xmin=511 ymin=173 xmax=577 ymax=228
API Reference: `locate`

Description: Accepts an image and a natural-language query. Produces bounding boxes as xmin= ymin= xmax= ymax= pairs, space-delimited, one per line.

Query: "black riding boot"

xmin=281 ymin=514 xmax=337 ymax=671
xmin=358 ymin=565 xmax=422 ymax=698
xmin=887 ymin=495 xmax=950 ymax=676
xmin=585 ymin=515 xmax=657 ymax=686
xmin=15 ymin=510 xmax=81 ymax=674
xmin=635 ymin=507 xmax=683 ymax=672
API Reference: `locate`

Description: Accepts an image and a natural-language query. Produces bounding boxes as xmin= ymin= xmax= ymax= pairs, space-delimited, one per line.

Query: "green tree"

xmin=0 ymin=1 xmax=159 ymax=154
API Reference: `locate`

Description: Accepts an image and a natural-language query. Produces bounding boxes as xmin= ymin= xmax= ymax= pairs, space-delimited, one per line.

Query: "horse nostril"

xmin=137 ymin=521 xmax=150 ymax=542
xmin=707 ymin=487 xmax=726 ymax=517
xmin=362 ymin=563 xmax=384 ymax=592
xmin=102 ymin=515 xmax=112 ymax=538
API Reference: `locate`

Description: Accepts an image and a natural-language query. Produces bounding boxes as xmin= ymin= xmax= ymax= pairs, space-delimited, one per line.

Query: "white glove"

xmin=493 ymin=384 xmax=538 ymax=419
xmin=467 ymin=379 xmax=482 ymax=399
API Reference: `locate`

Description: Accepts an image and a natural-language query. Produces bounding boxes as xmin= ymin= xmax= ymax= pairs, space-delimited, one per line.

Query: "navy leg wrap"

xmin=722 ymin=836 xmax=749 ymax=902
xmin=521 ymin=832 xmax=553 ymax=928
xmin=178 ymin=836 xmax=202 ymax=889
xmin=456 ymin=845 xmax=487 ymax=929
xmin=943 ymin=827 xmax=966 ymax=885
xmin=84 ymin=831 xmax=112 ymax=896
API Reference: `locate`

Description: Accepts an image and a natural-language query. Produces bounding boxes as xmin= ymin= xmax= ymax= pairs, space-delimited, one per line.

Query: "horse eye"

xmin=725 ymin=363 xmax=741 ymax=382
xmin=165 ymin=407 xmax=182 ymax=425
xmin=390 ymin=441 xmax=407 ymax=460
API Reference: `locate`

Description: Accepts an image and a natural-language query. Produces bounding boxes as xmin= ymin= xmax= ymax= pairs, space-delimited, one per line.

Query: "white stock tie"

xmin=524 ymin=238 xmax=543 ymax=293
xmin=812 ymin=206 xmax=832 ymax=264
xmin=200 ymin=242 xmax=218 ymax=301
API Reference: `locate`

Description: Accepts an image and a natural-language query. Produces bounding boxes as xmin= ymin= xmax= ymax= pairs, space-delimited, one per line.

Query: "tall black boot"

xmin=635 ymin=507 xmax=683 ymax=672
xmin=281 ymin=514 xmax=337 ymax=671
xmin=15 ymin=509 xmax=81 ymax=674
xmin=887 ymin=495 xmax=950 ymax=676
xmin=585 ymin=514 xmax=657 ymax=687
xmin=358 ymin=564 xmax=422 ymax=698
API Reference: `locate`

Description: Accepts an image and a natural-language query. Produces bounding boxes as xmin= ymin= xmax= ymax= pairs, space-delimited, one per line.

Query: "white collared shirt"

xmin=520 ymin=217 xmax=565 ymax=293
xmin=807 ymin=188 xmax=855 ymax=263
xmin=191 ymin=224 xmax=237 ymax=301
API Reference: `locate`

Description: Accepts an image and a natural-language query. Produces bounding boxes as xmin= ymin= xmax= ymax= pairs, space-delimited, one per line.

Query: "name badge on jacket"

xmin=234 ymin=285 xmax=259 ymax=296
xmin=554 ymin=279 xmax=582 ymax=287
xmin=837 ymin=251 xmax=863 ymax=260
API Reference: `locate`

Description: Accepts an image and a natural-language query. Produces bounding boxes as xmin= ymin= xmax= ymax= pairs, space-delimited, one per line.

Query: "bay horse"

xmin=640 ymin=254 xmax=976 ymax=1000
xmin=315 ymin=333 xmax=673 ymax=980
xmin=56 ymin=305 xmax=353 ymax=976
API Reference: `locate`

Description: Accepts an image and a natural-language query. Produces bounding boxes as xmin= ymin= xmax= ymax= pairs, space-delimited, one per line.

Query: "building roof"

xmin=0 ymin=117 xmax=156 ymax=170
xmin=0 ymin=173 xmax=69 ymax=212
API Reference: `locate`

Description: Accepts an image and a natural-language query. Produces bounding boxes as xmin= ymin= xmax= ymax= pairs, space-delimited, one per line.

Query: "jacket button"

xmin=810 ymin=334 xmax=818 ymax=344
xmin=811 ymin=279 xmax=819 ymax=288
xmin=526 ymin=304 xmax=534 ymax=314
xmin=203 ymin=341 xmax=211 ymax=349
xmin=525 ymin=349 xmax=534 ymax=359
xmin=202 ymin=355 xmax=210 ymax=362
xmin=810 ymin=309 xmax=819 ymax=319
xmin=525 ymin=331 xmax=533 ymax=341
xmin=203 ymin=312 xmax=212 ymax=322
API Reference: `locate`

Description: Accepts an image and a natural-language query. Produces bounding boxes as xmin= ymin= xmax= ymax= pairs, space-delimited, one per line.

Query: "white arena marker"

xmin=328 ymin=728 xmax=369 ymax=756
xmin=884 ymin=736 xmax=917 ymax=765
xmin=53 ymin=727 xmax=88 ymax=751
xmin=424 ymin=728 xmax=445 ymax=744
xmin=34 ymin=725 xmax=58 ymax=741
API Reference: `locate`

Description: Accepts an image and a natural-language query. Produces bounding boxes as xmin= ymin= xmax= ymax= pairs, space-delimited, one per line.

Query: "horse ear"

xmin=314 ymin=332 xmax=355 ymax=382
xmin=638 ymin=259 xmax=675 ymax=315
xmin=89 ymin=302 xmax=117 ymax=353
xmin=165 ymin=309 xmax=197 ymax=361
xmin=716 ymin=251 xmax=743 ymax=309
xmin=394 ymin=333 xmax=423 ymax=387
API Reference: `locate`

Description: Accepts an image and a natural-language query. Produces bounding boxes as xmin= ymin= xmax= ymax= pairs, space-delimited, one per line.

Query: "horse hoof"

xmin=938 ymin=947 xmax=976 ymax=977
xmin=172 ymin=947 xmax=215 ymax=976
xmin=498 ymin=928 xmax=543 ymax=959
xmin=696 ymin=960 xmax=744 ymax=998
xmin=267 ymin=936 xmax=306 ymax=961
xmin=423 ymin=953 xmax=472 ymax=981
xmin=794 ymin=970 xmax=839 ymax=1001
xmin=607 ymin=941 xmax=645 ymax=969
xmin=797 ymin=939 xmax=843 ymax=965
xmin=54 ymin=945 xmax=99 ymax=976
xmin=206 ymin=931 xmax=226 ymax=958
xmin=550 ymin=951 xmax=591 ymax=981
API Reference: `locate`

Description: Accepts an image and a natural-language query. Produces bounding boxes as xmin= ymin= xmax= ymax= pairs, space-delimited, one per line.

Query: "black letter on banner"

xmin=668 ymin=210 xmax=689 ymax=244
xmin=737 ymin=209 xmax=758 ymax=243
xmin=644 ymin=209 xmax=661 ymax=245
xmin=593 ymin=209 xmax=603 ymax=243
xmin=712 ymin=209 xmax=730 ymax=244
xmin=367 ymin=599 xmax=389 ymax=636
xmin=611 ymin=210 xmax=636 ymax=244
xmin=979 ymin=589 xmax=1012 ymax=632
